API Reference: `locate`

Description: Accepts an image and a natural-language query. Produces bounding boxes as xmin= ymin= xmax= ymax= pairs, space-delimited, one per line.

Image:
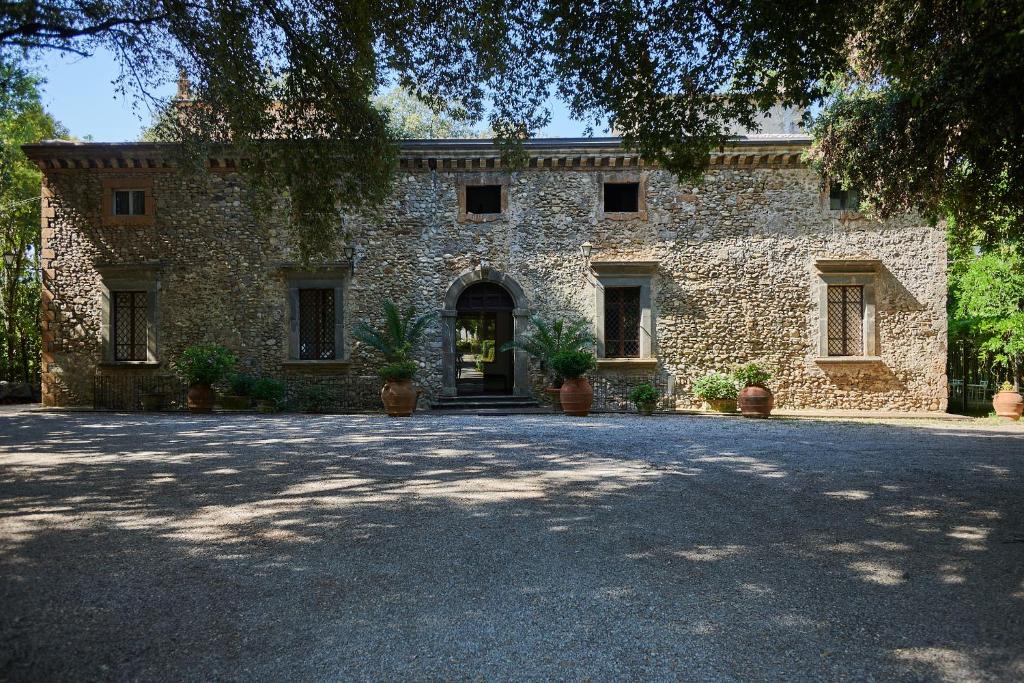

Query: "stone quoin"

xmin=25 ymin=135 xmax=948 ymax=412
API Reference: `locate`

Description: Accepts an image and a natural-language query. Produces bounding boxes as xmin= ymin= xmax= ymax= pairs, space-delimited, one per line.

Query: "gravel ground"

xmin=1 ymin=409 xmax=1022 ymax=682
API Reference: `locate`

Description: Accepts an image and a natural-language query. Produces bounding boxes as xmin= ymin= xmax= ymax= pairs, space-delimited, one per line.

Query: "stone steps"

xmin=431 ymin=395 xmax=545 ymax=414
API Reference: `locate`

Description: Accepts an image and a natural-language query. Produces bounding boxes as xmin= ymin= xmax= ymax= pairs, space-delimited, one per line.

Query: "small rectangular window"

xmin=829 ymin=186 xmax=860 ymax=211
xmin=466 ymin=185 xmax=502 ymax=214
xmin=604 ymin=287 xmax=641 ymax=358
xmin=827 ymin=285 xmax=864 ymax=356
xmin=113 ymin=190 xmax=146 ymax=216
xmin=604 ymin=182 xmax=640 ymax=213
xmin=298 ymin=288 xmax=336 ymax=360
xmin=113 ymin=291 xmax=148 ymax=361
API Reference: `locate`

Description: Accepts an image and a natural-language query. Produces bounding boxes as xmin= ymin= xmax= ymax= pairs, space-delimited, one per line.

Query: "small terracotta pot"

xmin=560 ymin=377 xmax=593 ymax=417
xmin=220 ymin=394 xmax=251 ymax=411
xmin=992 ymin=389 xmax=1023 ymax=421
xmin=637 ymin=402 xmax=656 ymax=416
xmin=705 ymin=399 xmax=737 ymax=413
xmin=546 ymin=387 xmax=563 ymax=412
xmin=187 ymin=384 xmax=215 ymax=413
xmin=737 ymin=385 xmax=774 ymax=418
xmin=381 ymin=379 xmax=417 ymax=417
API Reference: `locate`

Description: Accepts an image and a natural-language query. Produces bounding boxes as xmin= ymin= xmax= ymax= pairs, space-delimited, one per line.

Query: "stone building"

xmin=25 ymin=135 xmax=948 ymax=412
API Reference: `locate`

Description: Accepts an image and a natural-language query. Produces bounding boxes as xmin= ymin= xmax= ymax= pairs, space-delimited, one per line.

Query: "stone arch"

xmin=441 ymin=268 xmax=531 ymax=397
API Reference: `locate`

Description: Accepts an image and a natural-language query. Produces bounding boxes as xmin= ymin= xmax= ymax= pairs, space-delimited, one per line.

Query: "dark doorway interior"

xmin=455 ymin=282 xmax=515 ymax=395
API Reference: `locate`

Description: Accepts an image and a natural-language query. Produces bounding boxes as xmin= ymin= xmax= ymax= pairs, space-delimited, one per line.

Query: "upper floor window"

xmin=604 ymin=182 xmax=640 ymax=213
xmin=113 ymin=189 xmax=146 ymax=216
xmin=604 ymin=286 xmax=641 ymax=358
xmin=465 ymin=185 xmax=502 ymax=214
xmin=112 ymin=291 xmax=149 ymax=361
xmin=298 ymin=288 xmax=337 ymax=360
xmin=827 ymin=285 xmax=864 ymax=356
xmin=829 ymin=186 xmax=860 ymax=211
xmin=458 ymin=179 xmax=507 ymax=222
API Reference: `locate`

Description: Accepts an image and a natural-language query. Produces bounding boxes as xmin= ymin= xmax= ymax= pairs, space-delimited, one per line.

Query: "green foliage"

xmin=352 ymin=301 xmax=434 ymax=364
xmin=227 ymin=373 xmax=256 ymax=396
xmin=500 ymin=314 xmax=595 ymax=383
xmin=297 ymin=384 xmax=333 ymax=413
xmin=251 ymin=377 xmax=285 ymax=402
xmin=628 ymin=383 xmax=659 ymax=408
xmin=692 ymin=372 xmax=739 ymax=400
xmin=373 ymin=87 xmax=486 ymax=139
xmin=549 ymin=349 xmax=596 ymax=380
xmin=733 ymin=363 xmax=772 ymax=388
xmin=378 ymin=359 xmax=418 ymax=382
xmin=175 ymin=344 xmax=237 ymax=385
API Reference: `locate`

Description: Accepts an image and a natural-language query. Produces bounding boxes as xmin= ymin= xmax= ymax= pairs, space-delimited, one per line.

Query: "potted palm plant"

xmin=734 ymin=362 xmax=774 ymax=418
xmin=501 ymin=315 xmax=596 ymax=411
xmin=692 ymin=372 xmax=739 ymax=413
xmin=175 ymin=344 xmax=237 ymax=413
xmin=550 ymin=349 xmax=597 ymax=416
xmin=353 ymin=301 xmax=434 ymax=417
xmin=629 ymin=383 xmax=659 ymax=415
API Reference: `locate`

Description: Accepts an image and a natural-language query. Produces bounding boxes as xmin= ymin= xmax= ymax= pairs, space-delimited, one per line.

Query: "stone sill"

xmin=281 ymin=360 xmax=352 ymax=372
xmin=98 ymin=361 xmax=161 ymax=369
xmin=814 ymin=356 xmax=884 ymax=364
xmin=602 ymin=211 xmax=648 ymax=222
xmin=596 ymin=358 xmax=658 ymax=370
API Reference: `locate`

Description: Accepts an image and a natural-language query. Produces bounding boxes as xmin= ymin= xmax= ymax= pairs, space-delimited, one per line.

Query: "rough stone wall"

xmin=38 ymin=146 xmax=947 ymax=411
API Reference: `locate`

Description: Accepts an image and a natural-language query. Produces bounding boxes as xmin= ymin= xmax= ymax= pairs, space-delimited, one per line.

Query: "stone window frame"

xmin=457 ymin=173 xmax=509 ymax=223
xmin=597 ymin=171 xmax=648 ymax=222
xmin=101 ymin=176 xmax=155 ymax=227
xmin=814 ymin=259 xmax=880 ymax=362
xmin=98 ymin=265 xmax=160 ymax=365
xmin=591 ymin=261 xmax=658 ymax=369
xmin=282 ymin=264 xmax=350 ymax=368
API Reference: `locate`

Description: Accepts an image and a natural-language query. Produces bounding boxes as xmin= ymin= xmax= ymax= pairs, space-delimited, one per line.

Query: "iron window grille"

xmin=113 ymin=190 xmax=146 ymax=216
xmin=113 ymin=291 xmax=148 ymax=361
xmin=298 ymin=288 xmax=336 ymax=360
xmin=604 ymin=286 xmax=641 ymax=357
xmin=827 ymin=285 xmax=864 ymax=356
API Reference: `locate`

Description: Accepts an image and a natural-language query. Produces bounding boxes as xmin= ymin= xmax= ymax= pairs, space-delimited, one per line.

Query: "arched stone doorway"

xmin=441 ymin=268 xmax=530 ymax=397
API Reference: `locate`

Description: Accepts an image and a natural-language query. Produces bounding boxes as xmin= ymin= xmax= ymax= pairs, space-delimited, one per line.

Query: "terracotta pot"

xmin=381 ymin=379 xmax=417 ymax=417
xmin=559 ymin=377 xmax=594 ymax=417
xmin=220 ymin=394 xmax=251 ymax=411
xmin=187 ymin=384 xmax=215 ymax=413
xmin=705 ymin=398 xmax=737 ymax=413
xmin=992 ymin=389 xmax=1023 ymax=421
xmin=546 ymin=387 xmax=563 ymax=412
xmin=737 ymin=385 xmax=774 ymax=418
xmin=637 ymin=402 xmax=656 ymax=416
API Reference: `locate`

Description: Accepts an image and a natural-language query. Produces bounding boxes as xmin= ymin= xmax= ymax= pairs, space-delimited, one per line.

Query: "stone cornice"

xmin=22 ymin=136 xmax=810 ymax=173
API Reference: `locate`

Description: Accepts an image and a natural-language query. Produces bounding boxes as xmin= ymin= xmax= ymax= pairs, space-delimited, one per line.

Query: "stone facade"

xmin=27 ymin=136 xmax=948 ymax=412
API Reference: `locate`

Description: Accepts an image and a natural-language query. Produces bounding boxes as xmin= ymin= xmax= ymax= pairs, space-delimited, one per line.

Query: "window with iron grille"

xmin=604 ymin=287 xmax=641 ymax=357
xmin=113 ymin=291 xmax=148 ymax=361
xmin=298 ymin=288 xmax=336 ymax=360
xmin=827 ymin=285 xmax=864 ymax=356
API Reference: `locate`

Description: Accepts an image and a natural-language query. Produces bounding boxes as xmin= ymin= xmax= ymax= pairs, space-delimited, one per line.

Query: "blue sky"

xmin=32 ymin=48 xmax=594 ymax=142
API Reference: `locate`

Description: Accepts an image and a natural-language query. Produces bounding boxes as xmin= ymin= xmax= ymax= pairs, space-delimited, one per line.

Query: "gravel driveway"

xmin=1 ymin=410 xmax=1022 ymax=681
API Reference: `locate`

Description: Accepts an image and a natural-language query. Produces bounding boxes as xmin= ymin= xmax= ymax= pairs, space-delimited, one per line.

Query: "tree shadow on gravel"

xmin=0 ymin=412 xmax=1022 ymax=681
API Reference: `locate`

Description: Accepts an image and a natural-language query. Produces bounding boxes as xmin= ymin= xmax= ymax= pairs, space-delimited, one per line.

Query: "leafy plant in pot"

xmin=733 ymin=362 xmax=774 ymax=418
xmin=353 ymin=301 xmax=434 ymax=417
xmin=175 ymin=344 xmax=237 ymax=413
xmin=550 ymin=349 xmax=597 ymax=416
xmin=629 ymin=383 xmax=659 ymax=416
xmin=221 ymin=373 xmax=256 ymax=410
xmin=692 ymin=372 xmax=738 ymax=413
xmin=251 ymin=378 xmax=285 ymax=413
xmin=501 ymin=315 xmax=595 ymax=411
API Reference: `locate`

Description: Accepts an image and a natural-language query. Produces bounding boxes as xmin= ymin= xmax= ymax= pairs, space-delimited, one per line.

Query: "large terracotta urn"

xmin=737 ymin=385 xmax=774 ymax=418
xmin=560 ymin=377 xmax=594 ymax=417
xmin=992 ymin=388 xmax=1023 ymax=421
xmin=381 ymin=379 xmax=417 ymax=417
xmin=187 ymin=384 xmax=215 ymax=413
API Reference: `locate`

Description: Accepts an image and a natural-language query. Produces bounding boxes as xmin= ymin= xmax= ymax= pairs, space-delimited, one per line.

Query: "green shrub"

xmin=550 ymin=349 xmax=596 ymax=379
xmin=379 ymin=359 xmax=418 ymax=382
xmin=628 ymin=383 xmax=659 ymax=407
xmin=228 ymin=373 xmax=256 ymax=396
xmin=692 ymin=372 xmax=739 ymax=400
xmin=176 ymin=344 xmax=237 ymax=385
xmin=251 ymin=377 xmax=285 ymax=402
xmin=298 ymin=384 xmax=333 ymax=413
xmin=733 ymin=362 xmax=772 ymax=388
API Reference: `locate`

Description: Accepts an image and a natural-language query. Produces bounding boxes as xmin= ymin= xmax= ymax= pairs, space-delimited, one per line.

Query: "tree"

xmin=373 ymin=87 xmax=485 ymax=139
xmin=0 ymin=61 xmax=65 ymax=383
xmin=5 ymin=1 xmax=1023 ymax=255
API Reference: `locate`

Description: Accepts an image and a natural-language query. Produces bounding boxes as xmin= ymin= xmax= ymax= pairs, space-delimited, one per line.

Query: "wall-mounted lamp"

xmin=580 ymin=241 xmax=593 ymax=263
xmin=343 ymin=245 xmax=356 ymax=274
xmin=2 ymin=252 xmax=16 ymax=269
